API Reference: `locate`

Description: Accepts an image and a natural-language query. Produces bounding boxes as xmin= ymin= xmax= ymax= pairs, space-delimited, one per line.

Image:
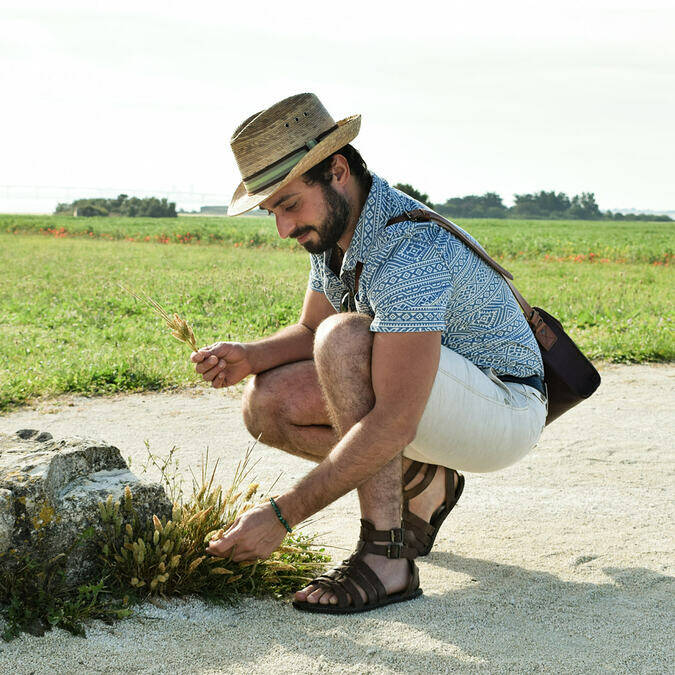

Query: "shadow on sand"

xmin=233 ymin=553 xmax=674 ymax=672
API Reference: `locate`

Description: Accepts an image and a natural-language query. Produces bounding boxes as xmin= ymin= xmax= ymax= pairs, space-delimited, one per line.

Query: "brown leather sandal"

xmin=402 ymin=461 xmax=465 ymax=556
xmin=292 ymin=519 xmax=422 ymax=614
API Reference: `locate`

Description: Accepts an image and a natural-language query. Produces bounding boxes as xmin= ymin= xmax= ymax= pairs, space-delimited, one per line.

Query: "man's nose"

xmin=275 ymin=214 xmax=296 ymax=239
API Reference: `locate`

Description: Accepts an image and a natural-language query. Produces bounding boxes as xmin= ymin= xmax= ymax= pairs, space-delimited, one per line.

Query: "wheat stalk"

xmin=120 ymin=284 xmax=198 ymax=352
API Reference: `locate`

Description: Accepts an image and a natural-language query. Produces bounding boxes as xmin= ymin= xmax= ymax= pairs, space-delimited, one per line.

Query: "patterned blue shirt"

xmin=308 ymin=173 xmax=544 ymax=378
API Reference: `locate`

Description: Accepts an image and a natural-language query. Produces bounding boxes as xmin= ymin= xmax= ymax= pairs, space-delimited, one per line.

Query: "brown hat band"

xmin=243 ymin=124 xmax=339 ymax=194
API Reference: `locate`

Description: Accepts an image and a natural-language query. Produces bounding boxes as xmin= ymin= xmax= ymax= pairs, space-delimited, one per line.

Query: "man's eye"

xmin=285 ymin=202 xmax=298 ymax=212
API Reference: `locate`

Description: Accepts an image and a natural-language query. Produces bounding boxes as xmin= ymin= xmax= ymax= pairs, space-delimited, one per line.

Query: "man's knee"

xmin=314 ymin=313 xmax=373 ymax=362
xmin=241 ymin=373 xmax=281 ymax=441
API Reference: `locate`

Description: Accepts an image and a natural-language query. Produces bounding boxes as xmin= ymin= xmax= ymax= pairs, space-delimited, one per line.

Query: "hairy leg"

xmin=295 ymin=314 xmax=410 ymax=606
xmin=241 ymin=360 xmax=338 ymax=462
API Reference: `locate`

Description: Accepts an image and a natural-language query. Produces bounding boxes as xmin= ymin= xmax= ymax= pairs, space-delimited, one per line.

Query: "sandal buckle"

xmin=389 ymin=528 xmax=404 ymax=543
xmin=386 ymin=542 xmax=402 ymax=559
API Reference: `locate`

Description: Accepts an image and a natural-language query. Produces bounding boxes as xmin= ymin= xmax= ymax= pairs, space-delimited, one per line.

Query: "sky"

xmin=1 ymin=0 xmax=674 ymax=214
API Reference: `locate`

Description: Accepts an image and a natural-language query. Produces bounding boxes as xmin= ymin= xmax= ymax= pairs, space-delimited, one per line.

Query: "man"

xmin=191 ymin=93 xmax=547 ymax=614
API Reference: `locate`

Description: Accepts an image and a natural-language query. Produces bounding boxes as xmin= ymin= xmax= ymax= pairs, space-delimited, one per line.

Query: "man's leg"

xmin=243 ymin=365 xmax=457 ymax=523
xmin=241 ymin=360 xmax=337 ymax=462
xmin=294 ymin=313 xmax=411 ymax=606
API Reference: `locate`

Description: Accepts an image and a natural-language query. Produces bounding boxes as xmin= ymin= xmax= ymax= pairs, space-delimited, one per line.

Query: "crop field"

xmin=1 ymin=213 xmax=672 ymax=264
xmin=0 ymin=216 xmax=672 ymax=411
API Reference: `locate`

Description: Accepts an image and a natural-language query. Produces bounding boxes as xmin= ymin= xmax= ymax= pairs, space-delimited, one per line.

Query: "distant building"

xmin=200 ymin=205 xmax=229 ymax=215
xmin=199 ymin=205 xmax=267 ymax=216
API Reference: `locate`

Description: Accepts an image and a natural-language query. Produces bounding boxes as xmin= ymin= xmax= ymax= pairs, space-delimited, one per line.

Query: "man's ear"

xmin=331 ymin=154 xmax=350 ymax=186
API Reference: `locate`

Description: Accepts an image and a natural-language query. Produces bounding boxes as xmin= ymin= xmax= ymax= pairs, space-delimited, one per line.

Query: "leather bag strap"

xmin=386 ymin=209 xmax=514 ymax=280
xmin=385 ymin=209 xmax=558 ymax=350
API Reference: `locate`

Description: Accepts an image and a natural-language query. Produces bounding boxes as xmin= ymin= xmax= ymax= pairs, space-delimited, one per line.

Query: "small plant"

xmin=0 ymin=531 xmax=130 ymax=641
xmin=96 ymin=445 xmax=328 ymax=601
xmin=138 ymin=440 xmax=185 ymax=505
xmin=0 ymin=443 xmax=328 ymax=640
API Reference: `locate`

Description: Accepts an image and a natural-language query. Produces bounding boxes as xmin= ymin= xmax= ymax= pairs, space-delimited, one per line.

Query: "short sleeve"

xmin=308 ymin=253 xmax=324 ymax=293
xmin=367 ymin=234 xmax=451 ymax=333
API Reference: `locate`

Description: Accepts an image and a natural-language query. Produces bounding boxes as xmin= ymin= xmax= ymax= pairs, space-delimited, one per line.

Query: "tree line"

xmin=55 ymin=194 xmax=177 ymax=218
xmin=393 ymin=184 xmax=672 ymax=221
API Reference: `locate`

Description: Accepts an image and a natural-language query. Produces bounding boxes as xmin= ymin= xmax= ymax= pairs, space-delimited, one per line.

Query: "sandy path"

xmin=0 ymin=364 xmax=673 ymax=674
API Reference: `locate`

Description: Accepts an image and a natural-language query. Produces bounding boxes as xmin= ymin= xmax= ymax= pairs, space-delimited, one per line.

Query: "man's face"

xmin=260 ymin=177 xmax=350 ymax=254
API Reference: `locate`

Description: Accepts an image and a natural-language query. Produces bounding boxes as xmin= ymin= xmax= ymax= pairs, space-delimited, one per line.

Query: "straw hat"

xmin=228 ymin=93 xmax=361 ymax=216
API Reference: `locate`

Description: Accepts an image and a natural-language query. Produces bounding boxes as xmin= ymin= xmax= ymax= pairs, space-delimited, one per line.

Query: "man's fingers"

xmin=195 ymin=355 xmax=221 ymax=375
xmin=207 ymin=534 xmax=254 ymax=561
xmin=191 ymin=347 xmax=216 ymax=363
xmin=201 ymin=361 xmax=226 ymax=382
xmin=209 ymin=342 xmax=233 ymax=358
xmin=212 ymin=370 xmax=228 ymax=388
xmin=207 ymin=533 xmax=235 ymax=557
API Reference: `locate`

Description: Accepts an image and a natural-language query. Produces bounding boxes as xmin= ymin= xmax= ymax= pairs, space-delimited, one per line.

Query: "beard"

xmin=292 ymin=183 xmax=351 ymax=254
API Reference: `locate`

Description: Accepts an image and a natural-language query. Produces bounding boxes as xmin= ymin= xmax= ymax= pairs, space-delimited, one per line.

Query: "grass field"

xmin=0 ymin=216 xmax=673 ymax=412
xmin=1 ymin=213 xmax=672 ymax=264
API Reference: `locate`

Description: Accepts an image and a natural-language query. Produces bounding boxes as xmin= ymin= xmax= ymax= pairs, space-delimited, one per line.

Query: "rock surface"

xmin=0 ymin=429 xmax=171 ymax=582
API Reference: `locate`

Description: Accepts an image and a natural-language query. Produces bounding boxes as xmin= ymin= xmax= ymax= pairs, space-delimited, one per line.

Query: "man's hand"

xmin=190 ymin=341 xmax=252 ymax=388
xmin=206 ymin=502 xmax=287 ymax=562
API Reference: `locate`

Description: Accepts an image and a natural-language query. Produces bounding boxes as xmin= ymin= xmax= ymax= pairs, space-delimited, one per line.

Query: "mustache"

xmin=290 ymin=226 xmax=314 ymax=239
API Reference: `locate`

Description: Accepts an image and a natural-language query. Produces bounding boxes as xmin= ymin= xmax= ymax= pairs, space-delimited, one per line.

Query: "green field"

xmin=0 ymin=216 xmax=673 ymax=412
xmin=1 ymin=213 xmax=672 ymax=264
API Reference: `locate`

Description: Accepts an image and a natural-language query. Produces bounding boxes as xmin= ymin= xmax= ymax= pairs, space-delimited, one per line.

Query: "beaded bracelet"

xmin=269 ymin=497 xmax=292 ymax=533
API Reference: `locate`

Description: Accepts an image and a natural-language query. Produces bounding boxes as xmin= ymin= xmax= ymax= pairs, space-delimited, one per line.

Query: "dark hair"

xmin=302 ymin=144 xmax=370 ymax=191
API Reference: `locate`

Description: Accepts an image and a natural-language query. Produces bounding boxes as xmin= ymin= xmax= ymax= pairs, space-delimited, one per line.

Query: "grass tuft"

xmin=0 ymin=444 xmax=328 ymax=640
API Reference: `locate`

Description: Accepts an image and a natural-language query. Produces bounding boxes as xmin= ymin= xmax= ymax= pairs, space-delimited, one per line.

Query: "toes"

xmin=307 ymin=587 xmax=325 ymax=604
xmin=294 ymin=583 xmax=317 ymax=601
xmin=294 ymin=582 xmax=338 ymax=607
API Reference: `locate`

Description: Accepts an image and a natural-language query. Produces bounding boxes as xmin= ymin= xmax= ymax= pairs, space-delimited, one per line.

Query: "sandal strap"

xmin=402 ymin=462 xmax=437 ymax=501
xmin=300 ymin=520 xmax=419 ymax=610
xmin=351 ymin=557 xmax=386 ymax=603
xmin=402 ymin=509 xmax=435 ymax=548
xmin=359 ymin=518 xmax=405 ymax=543
xmin=360 ymin=540 xmax=419 ymax=559
xmin=317 ymin=577 xmax=351 ymax=607
xmin=358 ymin=518 xmax=418 ymax=559
xmin=402 ymin=460 xmax=425 ymax=488
xmin=445 ymin=468 xmax=461 ymax=509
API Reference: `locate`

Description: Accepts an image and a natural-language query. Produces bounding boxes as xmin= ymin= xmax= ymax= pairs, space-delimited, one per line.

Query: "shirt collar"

xmin=340 ymin=172 xmax=389 ymax=273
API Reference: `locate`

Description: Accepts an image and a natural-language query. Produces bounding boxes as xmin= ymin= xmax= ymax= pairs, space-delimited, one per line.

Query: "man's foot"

xmin=292 ymin=520 xmax=422 ymax=614
xmin=402 ymin=462 xmax=464 ymax=556
xmin=294 ymin=551 xmax=410 ymax=606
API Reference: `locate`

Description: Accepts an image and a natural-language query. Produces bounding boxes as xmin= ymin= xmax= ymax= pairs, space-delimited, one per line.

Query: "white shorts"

xmin=405 ymin=346 xmax=547 ymax=473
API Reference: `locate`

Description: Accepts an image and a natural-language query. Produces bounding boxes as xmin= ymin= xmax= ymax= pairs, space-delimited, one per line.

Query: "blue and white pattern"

xmin=308 ymin=173 xmax=544 ymax=378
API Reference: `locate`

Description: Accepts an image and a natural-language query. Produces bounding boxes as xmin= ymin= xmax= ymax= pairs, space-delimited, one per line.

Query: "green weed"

xmin=97 ymin=447 xmax=329 ymax=601
xmin=0 ymin=530 xmax=130 ymax=640
xmin=0 ymin=445 xmax=329 ymax=640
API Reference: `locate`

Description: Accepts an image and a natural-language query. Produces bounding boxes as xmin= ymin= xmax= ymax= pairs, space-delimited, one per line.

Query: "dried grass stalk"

xmin=120 ymin=284 xmax=198 ymax=352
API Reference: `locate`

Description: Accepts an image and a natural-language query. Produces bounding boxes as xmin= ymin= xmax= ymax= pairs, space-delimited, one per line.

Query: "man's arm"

xmin=191 ymin=287 xmax=335 ymax=386
xmin=206 ymin=329 xmax=442 ymax=561
xmin=276 ymin=330 xmax=441 ymax=526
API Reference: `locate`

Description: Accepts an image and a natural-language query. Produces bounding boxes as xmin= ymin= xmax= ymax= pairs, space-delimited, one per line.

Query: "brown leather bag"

xmin=383 ymin=209 xmax=601 ymax=425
